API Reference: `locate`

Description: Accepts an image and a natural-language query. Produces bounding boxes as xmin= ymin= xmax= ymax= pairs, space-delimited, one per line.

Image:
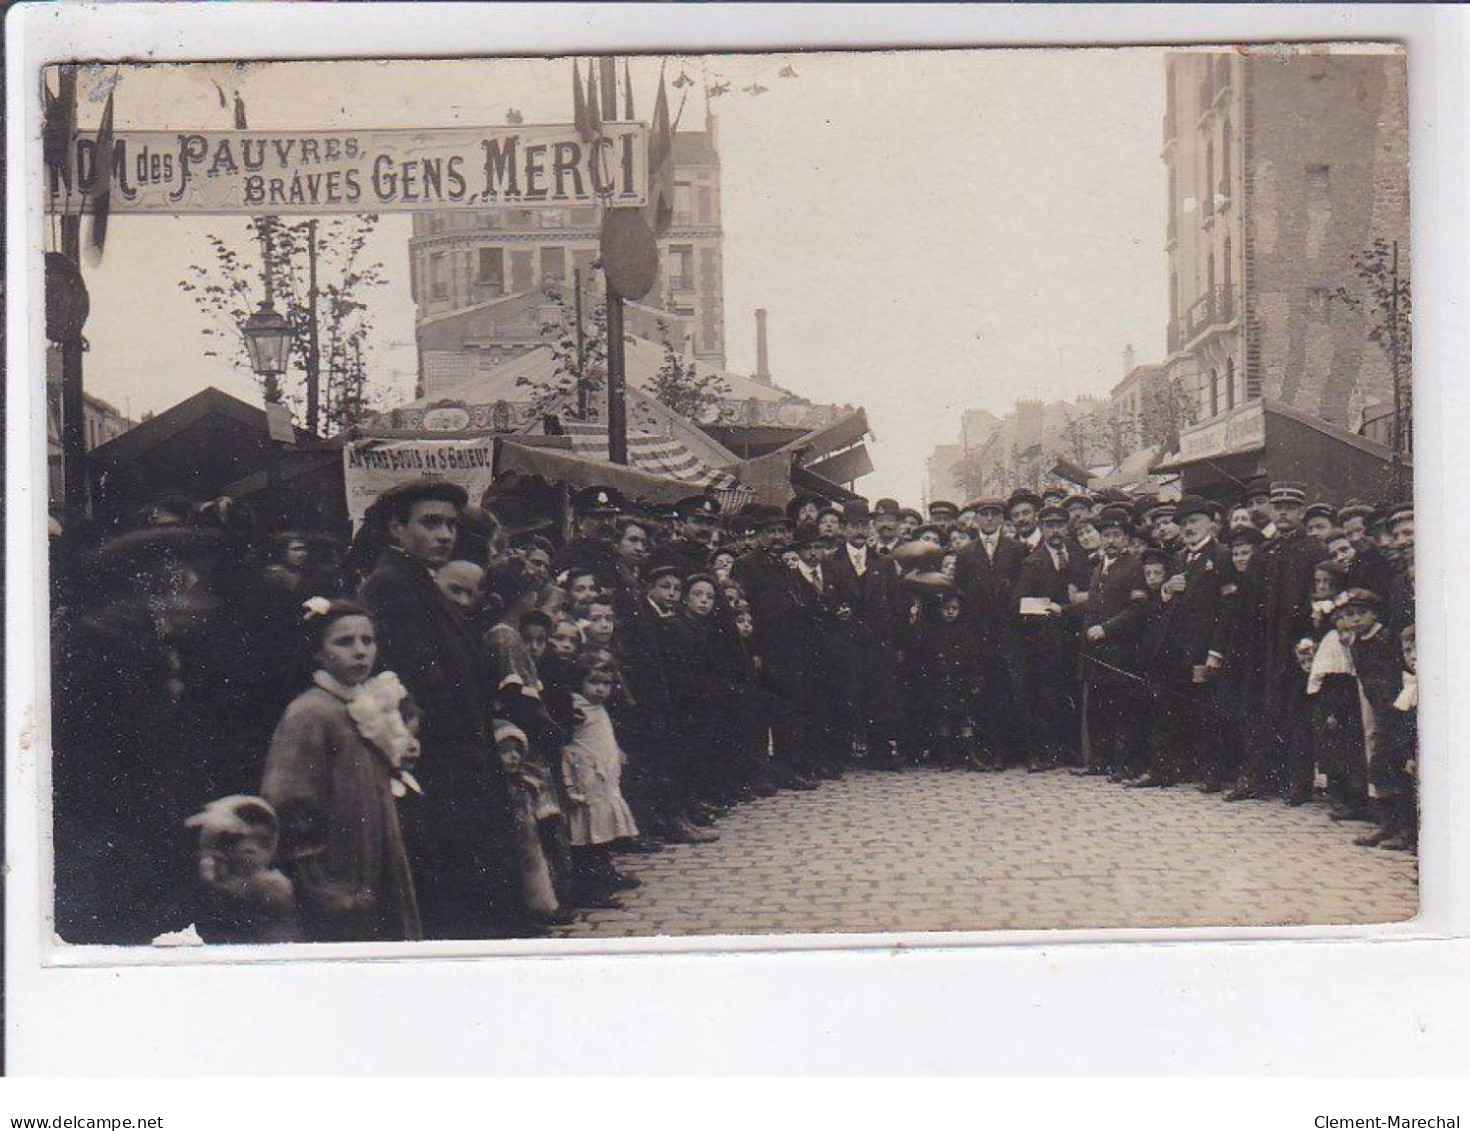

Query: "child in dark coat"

xmin=916 ymin=592 xmax=983 ymax=769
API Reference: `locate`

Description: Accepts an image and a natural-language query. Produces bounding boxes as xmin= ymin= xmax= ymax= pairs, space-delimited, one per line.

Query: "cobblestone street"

xmin=557 ymin=768 xmax=1418 ymax=938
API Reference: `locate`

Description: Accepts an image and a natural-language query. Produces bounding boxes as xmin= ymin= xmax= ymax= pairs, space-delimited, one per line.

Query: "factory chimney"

xmin=754 ymin=308 xmax=772 ymax=386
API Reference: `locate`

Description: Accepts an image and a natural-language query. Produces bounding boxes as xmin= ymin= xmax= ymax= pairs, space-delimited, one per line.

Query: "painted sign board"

xmin=47 ymin=123 xmax=648 ymax=214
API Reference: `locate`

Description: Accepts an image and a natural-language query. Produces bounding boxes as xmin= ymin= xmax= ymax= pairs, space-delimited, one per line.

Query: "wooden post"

xmin=573 ymin=267 xmax=588 ymax=419
xmin=606 ymin=288 xmax=627 ymax=464
xmin=59 ymin=212 xmax=89 ymax=515
xmin=305 ymin=218 xmax=321 ymax=435
xmin=1388 ymin=239 xmax=1405 ymax=498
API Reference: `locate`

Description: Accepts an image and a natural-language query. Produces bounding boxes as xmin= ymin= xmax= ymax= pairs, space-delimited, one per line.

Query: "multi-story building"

xmin=410 ymin=114 xmax=728 ymax=398
xmin=46 ymin=345 xmax=135 ymax=507
xmin=1154 ymin=47 xmax=1410 ymax=501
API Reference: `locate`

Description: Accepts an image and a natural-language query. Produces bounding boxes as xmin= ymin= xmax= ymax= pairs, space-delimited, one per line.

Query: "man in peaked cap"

xmin=1228 ymin=480 xmax=1326 ymax=803
xmin=553 ymin=484 xmax=625 ymax=582
xmin=1076 ymin=503 xmax=1149 ymax=778
xmin=1007 ymin=488 xmax=1043 ymax=551
xmin=953 ymin=493 xmax=1029 ymax=768
xmin=659 ymin=494 xmax=722 ymax=579
xmin=928 ymin=499 xmax=960 ymax=533
xmin=360 ymin=477 xmax=521 ymax=938
xmin=1131 ymin=495 xmax=1232 ymax=789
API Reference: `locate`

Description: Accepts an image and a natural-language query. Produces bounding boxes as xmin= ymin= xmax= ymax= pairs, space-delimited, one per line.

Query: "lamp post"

xmin=241 ymin=216 xmax=293 ymax=401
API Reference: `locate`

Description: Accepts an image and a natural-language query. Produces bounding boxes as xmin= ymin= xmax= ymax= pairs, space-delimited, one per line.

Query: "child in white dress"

xmin=559 ymin=652 xmax=640 ymax=907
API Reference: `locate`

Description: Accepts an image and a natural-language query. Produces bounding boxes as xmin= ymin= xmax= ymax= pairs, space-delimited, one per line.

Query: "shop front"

xmin=1152 ymin=398 xmax=1409 ymax=505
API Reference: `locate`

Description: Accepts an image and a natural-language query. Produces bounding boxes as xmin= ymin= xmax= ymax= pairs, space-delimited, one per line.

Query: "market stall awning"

xmin=494 ymin=439 xmax=753 ymax=511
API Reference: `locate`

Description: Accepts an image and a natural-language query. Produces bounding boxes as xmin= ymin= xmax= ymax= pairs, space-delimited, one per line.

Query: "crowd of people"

xmin=49 ymin=469 xmax=1417 ymax=946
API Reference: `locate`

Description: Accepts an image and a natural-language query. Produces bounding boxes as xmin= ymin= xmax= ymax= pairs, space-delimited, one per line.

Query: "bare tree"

xmin=649 ymin=319 xmax=730 ymax=421
xmin=517 ymin=280 xmax=609 ymax=421
xmin=1334 ymin=237 xmax=1412 ymax=462
xmin=177 ymin=215 xmax=387 ymax=432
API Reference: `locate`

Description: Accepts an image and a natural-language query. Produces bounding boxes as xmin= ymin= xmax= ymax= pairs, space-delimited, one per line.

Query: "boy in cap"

xmin=1339 ymin=591 xmax=1411 ymax=849
xmin=1304 ymin=502 xmax=1336 ymax=541
xmin=619 ymin=563 xmax=720 ymax=844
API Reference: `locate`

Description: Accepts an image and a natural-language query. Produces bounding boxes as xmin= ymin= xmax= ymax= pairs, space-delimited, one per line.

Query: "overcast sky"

xmin=67 ymin=50 xmax=1166 ymax=502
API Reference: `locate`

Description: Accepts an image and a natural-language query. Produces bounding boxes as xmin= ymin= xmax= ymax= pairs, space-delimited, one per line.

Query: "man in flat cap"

xmin=360 ymin=478 xmax=522 ymax=938
xmin=1229 ymin=481 xmax=1326 ymax=803
xmin=1304 ymin=502 xmax=1336 ymax=542
xmin=953 ymin=495 xmax=1028 ymax=768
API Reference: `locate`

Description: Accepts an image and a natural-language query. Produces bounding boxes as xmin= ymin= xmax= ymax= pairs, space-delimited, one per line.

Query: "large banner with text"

xmin=47 ymin=122 xmax=648 ymax=214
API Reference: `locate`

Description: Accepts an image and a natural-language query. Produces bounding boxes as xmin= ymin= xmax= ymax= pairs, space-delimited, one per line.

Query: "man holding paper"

xmin=1011 ymin=504 xmax=1083 ymax=772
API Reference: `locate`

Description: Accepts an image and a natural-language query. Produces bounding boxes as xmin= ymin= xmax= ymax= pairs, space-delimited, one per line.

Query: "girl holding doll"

xmin=260 ymin=599 xmax=421 ymax=942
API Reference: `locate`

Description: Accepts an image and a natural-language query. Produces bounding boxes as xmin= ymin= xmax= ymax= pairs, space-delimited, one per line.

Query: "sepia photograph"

xmin=38 ymin=43 xmax=1418 ymax=952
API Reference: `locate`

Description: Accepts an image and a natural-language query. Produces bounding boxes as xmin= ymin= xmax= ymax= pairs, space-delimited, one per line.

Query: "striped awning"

xmin=559 ymin=422 xmax=753 ymax=510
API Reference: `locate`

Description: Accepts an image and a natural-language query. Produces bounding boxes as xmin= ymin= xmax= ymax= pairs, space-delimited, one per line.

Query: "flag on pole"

xmin=86 ymin=89 xmax=115 ymax=262
xmin=585 ymin=59 xmax=601 ymax=133
xmin=234 ymin=91 xmax=248 ymax=130
xmin=42 ymin=66 xmax=77 ymax=194
xmin=573 ymin=58 xmax=591 ymax=142
xmin=644 ymin=66 xmax=674 ymax=235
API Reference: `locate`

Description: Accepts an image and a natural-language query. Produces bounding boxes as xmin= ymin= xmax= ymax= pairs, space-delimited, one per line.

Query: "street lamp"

xmin=241 ymin=297 xmax=292 ymax=386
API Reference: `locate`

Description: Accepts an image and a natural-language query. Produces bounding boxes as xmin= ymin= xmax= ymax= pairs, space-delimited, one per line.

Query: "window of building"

xmin=1226 ymin=357 xmax=1236 ymax=410
xmin=477 ymin=247 xmax=505 ymax=290
xmin=429 ymin=252 xmax=448 ymax=300
xmin=669 ymin=244 xmax=695 ymax=291
xmin=1209 ymin=369 xmax=1219 ymax=417
xmin=673 ymin=181 xmax=693 ymax=225
xmin=510 ymin=250 xmax=533 ymax=291
xmin=540 ymin=246 xmax=566 ymax=283
xmin=697 ymin=186 xmax=713 ymax=224
xmin=1223 ymin=234 xmax=1233 ymax=303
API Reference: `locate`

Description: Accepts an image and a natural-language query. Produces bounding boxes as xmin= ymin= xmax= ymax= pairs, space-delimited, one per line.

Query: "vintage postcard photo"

xmin=38 ymin=45 xmax=1417 ymax=953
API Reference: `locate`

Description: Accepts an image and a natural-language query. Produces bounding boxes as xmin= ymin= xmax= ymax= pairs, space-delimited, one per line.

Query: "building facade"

xmin=1163 ymin=47 xmax=1409 ymax=432
xmin=409 ymin=117 xmax=728 ymax=386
